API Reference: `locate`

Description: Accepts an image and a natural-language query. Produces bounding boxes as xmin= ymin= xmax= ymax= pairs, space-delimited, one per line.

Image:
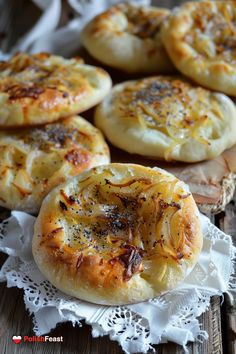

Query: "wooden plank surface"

xmin=0 ymin=1 xmax=235 ymax=354
xmin=220 ymin=199 xmax=236 ymax=354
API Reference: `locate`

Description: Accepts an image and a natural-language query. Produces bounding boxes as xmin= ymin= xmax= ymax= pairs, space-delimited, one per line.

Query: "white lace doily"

xmin=0 ymin=211 xmax=235 ymax=353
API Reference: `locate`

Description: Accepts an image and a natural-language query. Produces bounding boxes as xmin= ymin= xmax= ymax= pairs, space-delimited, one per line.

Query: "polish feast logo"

xmin=12 ymin=336 xmax=22 ymax=344
xmin=12 ymin=335 xmax=63 ymax=344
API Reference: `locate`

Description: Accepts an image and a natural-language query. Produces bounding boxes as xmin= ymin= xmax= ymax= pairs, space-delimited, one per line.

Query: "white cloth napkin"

xmin=0 ymin=211 xmax=235 ymax=353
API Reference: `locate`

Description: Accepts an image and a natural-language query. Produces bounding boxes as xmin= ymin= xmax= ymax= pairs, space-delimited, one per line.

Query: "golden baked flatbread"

xmin=162 ymin=1 xmax=236 ymax=95
xmin=32 ymin=164 xmax=202 ymax=305
xmin=0 ymin=52 xmax=112 ymax=126
xmin=0 ymin=116 xmax=110 ymax=213
xmin=81 ymin=3 xmax=174 ymax=74
xmin=95 ymin=76 xmax=236 ymax=162
xmin=32 ymin=163 xmax=202 ymax=305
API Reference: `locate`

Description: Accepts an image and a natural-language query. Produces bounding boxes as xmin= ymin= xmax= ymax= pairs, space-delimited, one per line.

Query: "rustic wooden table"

xmin=0 ymin=1 xmax=235 ymax=353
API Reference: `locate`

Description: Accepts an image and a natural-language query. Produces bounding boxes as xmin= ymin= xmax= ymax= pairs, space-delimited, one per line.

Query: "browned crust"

xmin=89 ymin=4 xmax=170 ymax=39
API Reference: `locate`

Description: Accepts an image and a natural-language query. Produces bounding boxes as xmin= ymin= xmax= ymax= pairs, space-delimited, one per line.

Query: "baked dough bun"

xmin=81 ymin=3 xmax=174 ymax=74
xmin=0 ymin=52 xmax=112 ymax=126
xmin=161 ymin=1 xmax=236 ymax=96
xmin=95 ymin=76 xmax=236 ymax=162
xmin=0 ymin=116 xmax=109 ymax=213
xmin=32 ymin=163 xmax=203 ymax=305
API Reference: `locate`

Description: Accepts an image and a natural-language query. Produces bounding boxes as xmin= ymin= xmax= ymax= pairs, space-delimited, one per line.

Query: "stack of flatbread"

xmin=2 ymin=1 xmax=236 ymax=305
xmin=81 ymin=1 xmax=236 ymax=163
xmin=0 ymin=53 xmax=111 ymax=213
xmin=82 ymin=0 xmax=236 ymax=213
